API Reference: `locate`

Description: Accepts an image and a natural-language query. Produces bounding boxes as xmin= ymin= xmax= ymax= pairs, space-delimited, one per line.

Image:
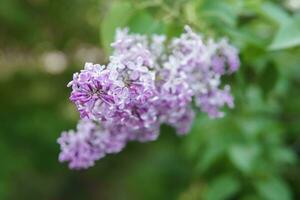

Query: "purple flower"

xmin=195 ymin=86 xmax=234 ymax=118
xmin=68 ymin=63 xmax=120 ymax=120
xmin=57 ymin=119 xmax=127 ymax=169
xmin=58 ymin=26 xmax=240 ymax=169
xmin=166 ymin=26 xmax=239 ymax=118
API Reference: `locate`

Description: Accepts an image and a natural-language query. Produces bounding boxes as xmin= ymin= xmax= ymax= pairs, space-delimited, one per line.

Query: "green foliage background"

xmin=0 ymin=0 xmax=299 ymax=199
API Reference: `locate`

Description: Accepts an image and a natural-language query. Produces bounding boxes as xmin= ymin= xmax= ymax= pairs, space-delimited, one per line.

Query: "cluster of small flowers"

xmin=58 ymin=26 xmax=240 ymax=169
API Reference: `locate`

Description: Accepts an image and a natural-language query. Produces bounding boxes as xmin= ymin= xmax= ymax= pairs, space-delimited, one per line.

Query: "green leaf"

xmin=269 ymin=18 xmax=300 ymax=50
xmin=255 ymin=178 xmax=292 ymax=200
xmin=241 ymin=194 xmax=263 ymax=200
xmin=196 ymin=143 xmax=224 ymax=172
xmin=229 ymin=144 xmax=260 ymax=174
xmin=184 ymin=2 xmax=198 ymax=25
xmin=100 ymin=2 xmax=133 ymax=55
xmin=222 ymin=26 xmax=266 ymax=49
xmin=0 ymin=0 xmax=31 ymax=25
xmin=199 ymin=0 xmax=237 ymax=27
xmin=128 ymin=12 xmax=166 ymax=35
xmin=204 ymin=174 xmax=240 ymax=200
xmin=261 ymin=2 xmax=291 ymax=26
xmin=270 ymin=147 xmax=297 ymax=164
xmin=166 ymin=22 xmax=183 ymax=37
xmin=260 ymin=62 xmax=279 ymax=96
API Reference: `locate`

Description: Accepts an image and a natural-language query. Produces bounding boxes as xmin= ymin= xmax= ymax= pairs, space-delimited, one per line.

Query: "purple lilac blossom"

xmin=166 ymin=26 xmax=239 ymax=118
xmin=58 ymin=26 xmax=240 ymax=169
xmin=57 ymin=119 xmax=127 ymax=169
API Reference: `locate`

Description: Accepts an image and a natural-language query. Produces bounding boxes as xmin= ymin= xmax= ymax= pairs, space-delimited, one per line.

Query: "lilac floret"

xmin=68 ymin=63 xmax=121 ymax=120
xmin=167 ymin=26 xmax=239 ymax=118
xmin=195 ymin=86 xmax=234 ymax=118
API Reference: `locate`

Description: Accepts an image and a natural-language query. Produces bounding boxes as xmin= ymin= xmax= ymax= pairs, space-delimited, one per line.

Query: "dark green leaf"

xmin=196 ymin=143 xmax=224 ymax=172
xmin=260 ymin=62 xmax=279 ymax=96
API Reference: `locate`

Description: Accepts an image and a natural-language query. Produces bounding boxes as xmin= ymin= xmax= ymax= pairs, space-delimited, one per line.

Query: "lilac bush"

xmin=58 ymin=26 xmax=240 ymax=169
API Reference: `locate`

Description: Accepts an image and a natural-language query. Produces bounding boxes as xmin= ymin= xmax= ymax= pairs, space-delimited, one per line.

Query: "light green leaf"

xmin=199 ymin=0 xmax=237 ymax=27
xmin=100 ymin=2 xmax=133 ymax=55
xmin=204 ymin=174 xmax=240 ymax=200
xmin=255 ymin=178 xmax=292 ymax=200
xmin=269 ymin=19 xmax=300 ymax=50
xmin=271 ymin=147 xmax=297 ymax=164
xmin=261 ymin=2 xmax=291 ymax=26
xmin=222 ymin=26 xmax=266 ymax=48
xmin=229 ymin=144 xmax=260 ymax=174
xmin=128 ymin=12 xmax=166 ymax=35
xmin=184 ymin=2 xmax=198 ymax=25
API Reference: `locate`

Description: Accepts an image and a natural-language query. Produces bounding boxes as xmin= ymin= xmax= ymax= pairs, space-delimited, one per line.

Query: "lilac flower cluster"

xmin=58 ymin=26 xmax=240 ymax=169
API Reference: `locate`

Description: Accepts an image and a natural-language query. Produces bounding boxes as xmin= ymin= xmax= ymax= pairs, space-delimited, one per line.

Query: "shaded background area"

xmin=0 ymin=0 xmax=300 ymax=199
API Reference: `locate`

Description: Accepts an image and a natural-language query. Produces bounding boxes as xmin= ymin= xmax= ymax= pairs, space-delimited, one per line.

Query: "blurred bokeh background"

xmin=0 ymin=0 xmax=300 ymax=199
